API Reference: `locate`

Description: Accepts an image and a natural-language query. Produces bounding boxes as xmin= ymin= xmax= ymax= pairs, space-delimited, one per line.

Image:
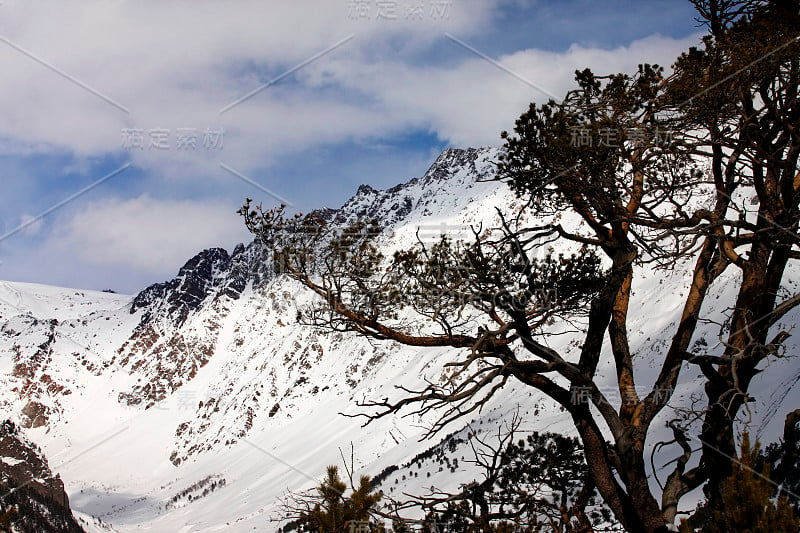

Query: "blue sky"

xmin=0 ymin=0 xmax=702 ymax=293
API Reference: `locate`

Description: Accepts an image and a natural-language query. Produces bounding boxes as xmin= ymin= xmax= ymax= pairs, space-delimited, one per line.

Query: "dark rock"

xmin=0 ymin=420 xmax=85 ymax=532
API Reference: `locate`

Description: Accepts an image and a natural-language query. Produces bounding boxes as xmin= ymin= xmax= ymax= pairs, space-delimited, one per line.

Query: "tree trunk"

xmin=574 ymin=413 xmax=669 ymax=532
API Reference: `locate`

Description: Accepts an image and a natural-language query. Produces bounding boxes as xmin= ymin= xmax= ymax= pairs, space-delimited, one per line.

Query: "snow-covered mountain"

xmin=1 ymin=147 xmax=798 ymax=531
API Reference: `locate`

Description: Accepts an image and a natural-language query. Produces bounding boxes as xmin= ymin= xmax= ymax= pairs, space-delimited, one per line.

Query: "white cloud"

xmin=0 ymin=0 xmax=495 ymax=163
xmin=314 ymin=33 xmax=703 ymax=148
xmin=0 ymin=2 xmax=700 ymax=171
xmin=47 ymin=195 xmax=251 ymax=275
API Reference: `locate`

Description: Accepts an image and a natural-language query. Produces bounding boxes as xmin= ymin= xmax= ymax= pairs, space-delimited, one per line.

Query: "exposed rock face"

xmin=0 ymin=420 xmax=85 ymax=532
xmin=5 ymin=316 xmax=70 ymax=428
xmin=129 ymin=242 xmax=273 ymax=325
xmin=117 ymin=242 xmax=272 ymax=408
xmin=131 ymin=247 xmax=239 ymax=326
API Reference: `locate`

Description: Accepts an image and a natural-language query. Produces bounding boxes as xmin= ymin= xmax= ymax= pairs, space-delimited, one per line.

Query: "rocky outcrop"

xmin=0 ymin=419 xmax=85 ymax=532
xmin=131 ymin=247 xmax=236 ymax=326
xmin=4 ymin=316 xmax=71 ymax=428
xmin=116 ymin=241 xmax=276 ymax=408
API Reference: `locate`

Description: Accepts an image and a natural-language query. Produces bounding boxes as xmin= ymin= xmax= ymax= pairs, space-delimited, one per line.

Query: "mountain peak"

xmin=356 ymin=184 xmax=377 ymax=196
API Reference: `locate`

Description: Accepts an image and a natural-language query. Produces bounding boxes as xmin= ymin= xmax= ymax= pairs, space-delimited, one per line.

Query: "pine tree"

xmin=286 ymin=465 xmax=383 ymax=533
xmin=697 ymin=433 xmax=799 ymax=532
xmin=399 ymin=426 xmax=619 ymax=532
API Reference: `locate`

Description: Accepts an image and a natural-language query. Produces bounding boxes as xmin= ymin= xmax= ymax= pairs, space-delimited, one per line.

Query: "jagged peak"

xmin=334 ymin=147 xmax=499 ymax=222
xmin=176 ymin=247 xmax=230 ymax=276
xmin=356 ymin=184 xmax=377 ymax=196
xmin=231 ymin=242 xmax=246 ymax=258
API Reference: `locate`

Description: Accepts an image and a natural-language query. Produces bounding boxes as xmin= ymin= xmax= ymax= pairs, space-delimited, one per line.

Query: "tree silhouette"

xmin=245 ymin=2 xmax=800 ymax=530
